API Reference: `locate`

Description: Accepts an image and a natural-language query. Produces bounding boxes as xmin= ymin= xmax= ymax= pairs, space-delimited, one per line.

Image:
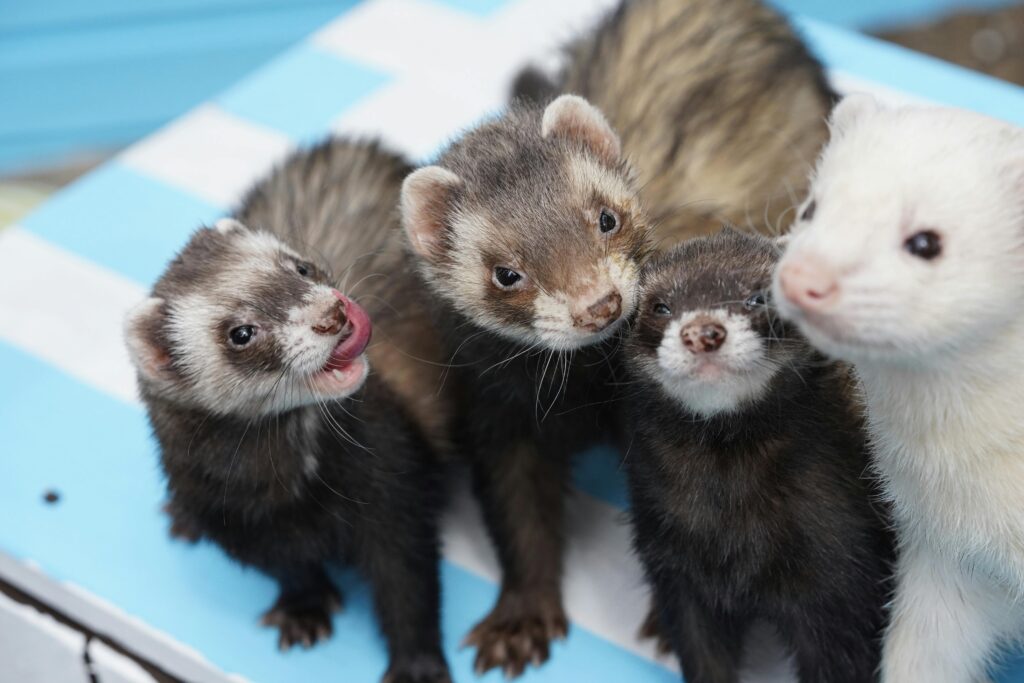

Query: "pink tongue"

xmin=326 ymin=291 xmax=372 ymax=368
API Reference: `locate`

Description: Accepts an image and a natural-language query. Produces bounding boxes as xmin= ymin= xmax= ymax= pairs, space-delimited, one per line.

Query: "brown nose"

xmin=681 ymin=317 xmax=727 ymax=353
xmin=575 ymin=290 xmax=622 ymax=332
xmin=778 ymin=258 xmax=839 ymax=312
xmin=312 ymin=300 xmax=347 ymax=336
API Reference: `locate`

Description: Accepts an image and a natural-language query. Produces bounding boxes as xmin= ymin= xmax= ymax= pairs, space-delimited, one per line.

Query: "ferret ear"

xmin=541 ymin=94 xmax=621 ymax=165
xmin=214 ymin=218 xmax=249 ymax=235
xmin=829 ymin=93 xmax=881 ymax=136
xmin=124 ymin=297 xmax=173 ymax=385
xmin=401 ymin=166 xmax=462 ymax=262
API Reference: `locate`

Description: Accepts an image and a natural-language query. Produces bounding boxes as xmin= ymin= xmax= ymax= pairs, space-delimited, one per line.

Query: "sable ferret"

xmin=625 ymin=229 xmax=893 ymax=683
xmin=400 ymin=95 xmax=650 ymax=676
xmin=775 ymin=96 xmax=1024 ymax=683
xmin=515 ymin=0 xmax=836 ymax=246
xmin=124 ymin=139 xmax=451 ymax=683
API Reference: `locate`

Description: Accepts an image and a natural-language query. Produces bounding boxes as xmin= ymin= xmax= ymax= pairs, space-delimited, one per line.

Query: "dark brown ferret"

xmin=515 ymin=0 xmax=836 ymax=246
xmin=624 ymin=229 xmax=893 ymax=682
xmin=401 ymin=95 xmax=651 ymax=677
xmin=125 ymin=139 xmax=452 ymax=683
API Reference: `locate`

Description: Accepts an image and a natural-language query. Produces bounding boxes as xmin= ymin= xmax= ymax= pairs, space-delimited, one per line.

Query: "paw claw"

xmin=261 ymin=584 xmax=342 ymax=651
xmin=463 ymin=593 xmax=568 ymax=678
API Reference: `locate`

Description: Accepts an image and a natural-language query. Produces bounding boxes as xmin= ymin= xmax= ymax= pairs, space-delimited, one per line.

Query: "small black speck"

xmin=43 ymin=490 xmax=60 ymax=505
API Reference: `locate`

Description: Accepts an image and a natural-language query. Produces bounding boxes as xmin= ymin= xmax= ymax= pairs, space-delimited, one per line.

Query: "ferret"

xmin=774 ymin=96 xmax=1024 ymax=683
xmin=514 ymin=0 xmax=836 ymax=246
xmin=625 ymin=228 xmax=893 ymax=683
xmin=125 ymin=139 xmax=452 ymax=683
xmin=400 ymin=94 xmax=650 ymax=677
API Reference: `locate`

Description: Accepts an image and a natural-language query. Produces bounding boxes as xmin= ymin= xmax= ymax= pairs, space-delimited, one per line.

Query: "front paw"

xmin=260 ymin=584 xmax=343 ymax=651
xmin=382 ymin=653 xmax=452 ymax=683
xmin=463 ymin=591 xmax=569 ymax=678
xmin=638 ymin=604 xmax=672 ymax=657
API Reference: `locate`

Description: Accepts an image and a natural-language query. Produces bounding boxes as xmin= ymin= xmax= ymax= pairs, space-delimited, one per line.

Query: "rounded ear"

xmin=829 ymin=93 xmax=881 ymax=136
xmin=124 ymin=297 xmax=173 ymax=385
xmin=541 ymin=94 xmax=621 ymax=165
xmin=214 ymin=217 xmax=249 ymax=235
xmin=401 ymin=166 xmax=462 ymax=262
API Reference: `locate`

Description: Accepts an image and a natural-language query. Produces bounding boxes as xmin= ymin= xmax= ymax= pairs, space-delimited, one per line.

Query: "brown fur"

xmin=522 ymin=0 xmax=835 ymax=247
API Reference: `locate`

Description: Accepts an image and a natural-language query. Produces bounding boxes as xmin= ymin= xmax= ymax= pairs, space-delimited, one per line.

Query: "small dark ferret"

xmin=623 ymin=229 xmax=893 ymax=683
xmin=401 ymin=95 xmax=650 ymax=676
xmin=125 ymin=139 xmax=451 ymax=683
xmin=515 ymin=0 xmax=836 ymax=246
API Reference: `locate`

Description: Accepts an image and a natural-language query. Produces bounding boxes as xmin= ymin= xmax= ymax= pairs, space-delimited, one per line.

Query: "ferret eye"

xmin=598 ymin=208 xmax=619 ymax=234
xmin=229 ymin=325 xmax=256 ymax=346
xmin=493 ymin=266 xmax=524 ymax=290
xmin=903 ymin=230 xmax=942 ymax=260
xmin=800 ymin=199 xmax=816 ymax=222
xmin=295 ymin=261 xmax=312 ymax=277
xmin=652 ymin=302 xmax=672 ymax=316
xmin=745 ymin=292 xmax=767 ymax=308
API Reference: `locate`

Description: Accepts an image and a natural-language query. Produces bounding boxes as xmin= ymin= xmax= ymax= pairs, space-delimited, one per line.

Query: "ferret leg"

xmin=260 ymin=564 xmax=342 ymax=651
xmin=882 ymin=542 xmax=1012 ymax=683
xmin=784 ymin=606 xmax=881 ymax=683
xmin=355 ymin=501 xmax=449 ymax=683
xmin=663 ymin=595 xmax=743 ymax=683
xmin=464 ymin=439 xmax=569 ymax=678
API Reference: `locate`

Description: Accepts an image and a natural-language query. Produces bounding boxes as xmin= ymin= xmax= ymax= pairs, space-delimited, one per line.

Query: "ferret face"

xmin=124 ymin=219 xmax=371 ymax=417
xmin=775 ymin=96 xmax=1024 ymax=365
xmin=629 ymin=230 xmax=806 ymax=417
xmin=402 ymin=96 xmax=649 ymax=351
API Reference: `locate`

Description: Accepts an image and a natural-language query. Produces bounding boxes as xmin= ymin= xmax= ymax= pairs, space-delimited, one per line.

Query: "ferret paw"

xmin=637 ymin=606 xmax=673 ymax=657
xmin=163 ymin=502 xmax=202 ymax=543
xmin=463 ymin=592 xmax=569 ymax=678
xmin=382 ymin=654 xmax=452 ymax=683
xmin=260 ymin=585 xmax=343 ymax=651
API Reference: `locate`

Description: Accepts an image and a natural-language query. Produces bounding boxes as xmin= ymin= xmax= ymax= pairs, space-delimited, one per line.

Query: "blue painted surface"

xmin=798 ymin=17 xmax=1024 ymax=126
xmin=0 ymin=342 xmax=676 ymax=682
xmin=217 ymin=44 xmax=389 ymax=145
xmin=772 ymin=0 xmax=1018 ymax=29
xmin=0 ymin=1 xmax=360 ymax=173
xmin=19 ymin=163 xmax=223 ymax=285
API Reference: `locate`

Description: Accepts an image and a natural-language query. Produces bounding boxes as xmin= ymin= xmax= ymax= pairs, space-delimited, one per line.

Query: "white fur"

xmin=773 ymin=98 xmax=1024 ymax=683
xmin=654 ymin=308 xmax=778 ymax=417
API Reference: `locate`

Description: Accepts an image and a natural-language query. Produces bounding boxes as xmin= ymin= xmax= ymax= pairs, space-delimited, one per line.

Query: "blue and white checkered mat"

xmin=2 ymin=1 xmax=1024 ymax=681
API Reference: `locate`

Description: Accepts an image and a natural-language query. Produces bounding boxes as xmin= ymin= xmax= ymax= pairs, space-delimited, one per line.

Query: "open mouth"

xmin=310 ymin=292 xmax=372 ymax=395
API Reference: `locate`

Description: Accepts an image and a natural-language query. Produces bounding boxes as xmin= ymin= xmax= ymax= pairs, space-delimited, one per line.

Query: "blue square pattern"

xmin=429 ymin=0 xmax=510 ymax=16
xmin=18 ymin=162 xmax=225 ymax=287
xmin=217 ymin=43 xmax=391 ymax=144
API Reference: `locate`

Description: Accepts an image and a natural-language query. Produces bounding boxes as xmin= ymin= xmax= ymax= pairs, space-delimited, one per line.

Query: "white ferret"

xmin=773 ymin=94 xmax=1024 ymax=683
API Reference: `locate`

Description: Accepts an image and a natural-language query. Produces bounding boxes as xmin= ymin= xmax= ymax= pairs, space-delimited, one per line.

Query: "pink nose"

xmin=778 ymin=258 xmax=839 ymax=312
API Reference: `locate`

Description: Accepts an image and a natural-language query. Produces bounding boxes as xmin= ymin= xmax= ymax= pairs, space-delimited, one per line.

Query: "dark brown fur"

xmin=623 ymin=230 xmax=893 ymax=682
xmin=403 ymin=102 xmax=650 ymax=676
xmin=133 ymin=138 xmax=452 ymax=683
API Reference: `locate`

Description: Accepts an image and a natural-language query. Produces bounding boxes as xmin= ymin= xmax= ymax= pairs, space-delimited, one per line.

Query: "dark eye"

xmin=493 ymin=266 xmax=524 ymax=289
xmin=652 ymin=302 xmax=672 ymax=316
xmin=745 ymin=291 xmax=767 ymax=308
xmin=296 ymin=261 xmax=312 ymax=277
xmin=800 ymin=200 xmax=816 ymax=222
xmin=599 ymin=208 xmax=619 ymax=234
xmin=229 ymin=325 xmax=255 ymax=346
xmin=903 ymin=230 xmax=942 ymax=260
